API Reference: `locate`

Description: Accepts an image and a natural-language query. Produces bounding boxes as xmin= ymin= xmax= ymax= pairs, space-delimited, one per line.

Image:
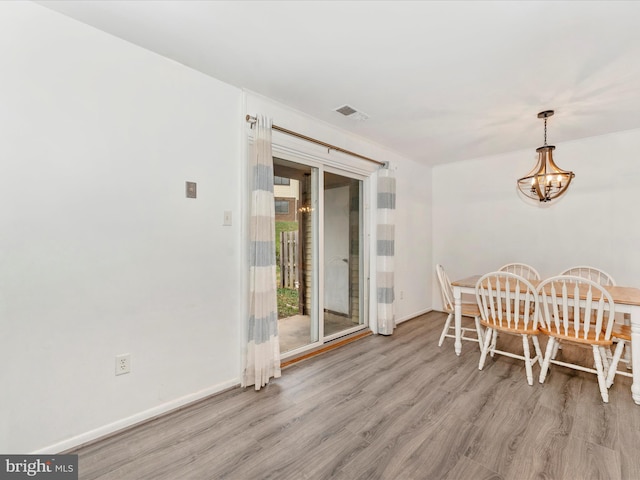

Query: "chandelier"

xmin=517 ymin=110 xmax=574 ymax=202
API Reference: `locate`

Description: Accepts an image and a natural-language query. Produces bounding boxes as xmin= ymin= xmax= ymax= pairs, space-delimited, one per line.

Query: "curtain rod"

xmin=245 ymin=114 xmax=386 ymax=167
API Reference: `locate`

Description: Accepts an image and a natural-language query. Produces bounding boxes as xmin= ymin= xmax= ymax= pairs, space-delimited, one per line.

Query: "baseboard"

xmin=33 ymin=378 xmax=240 ymax=454
xmin=396 ymin=308 xmax=433 ymax=324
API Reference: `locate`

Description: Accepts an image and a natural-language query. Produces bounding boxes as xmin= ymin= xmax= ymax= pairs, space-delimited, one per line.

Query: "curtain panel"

xmin=377 ymin=167 xmax=396 ymax=335
xmin=242 ymin=115 xmax=281 ymax=390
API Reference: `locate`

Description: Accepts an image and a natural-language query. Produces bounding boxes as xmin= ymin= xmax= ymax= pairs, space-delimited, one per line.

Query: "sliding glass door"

xmin=273 ymin=158 xmax=318 ymax=354
xmin=323 ymin=171 xmax=364 ymax=339
xmin=273 ymin=157 xmax=367 ymax=356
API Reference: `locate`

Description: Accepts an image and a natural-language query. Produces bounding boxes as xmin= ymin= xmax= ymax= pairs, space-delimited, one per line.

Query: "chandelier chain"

xmin=543 ymin=117 xmax=547 ymax=146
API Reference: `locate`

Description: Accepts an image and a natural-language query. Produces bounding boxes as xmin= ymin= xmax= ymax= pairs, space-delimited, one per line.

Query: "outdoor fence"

xmin=279 ymin=230 xmax=299 ymax=289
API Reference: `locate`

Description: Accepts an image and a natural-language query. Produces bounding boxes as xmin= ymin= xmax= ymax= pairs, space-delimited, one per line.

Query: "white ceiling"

xmin=37 ymin=0 xmax=640 ymax=166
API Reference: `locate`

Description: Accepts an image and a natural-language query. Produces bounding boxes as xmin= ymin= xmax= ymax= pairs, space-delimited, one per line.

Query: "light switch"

xmin=186 ymin=181 xmax=197 ymax=198
xmin=223 ymin=211 xmax=232 ymax=226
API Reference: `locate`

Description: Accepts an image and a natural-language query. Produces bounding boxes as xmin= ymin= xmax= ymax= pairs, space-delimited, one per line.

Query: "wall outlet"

xmin=115 ymin=354 xmax=131 ymax=376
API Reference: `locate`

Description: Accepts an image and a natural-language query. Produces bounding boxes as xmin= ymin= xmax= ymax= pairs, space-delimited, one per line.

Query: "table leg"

xmin=453 ymin=285 xmax=462 ymax=356
xmin=630 ymin=306 xmax=640 ymax=404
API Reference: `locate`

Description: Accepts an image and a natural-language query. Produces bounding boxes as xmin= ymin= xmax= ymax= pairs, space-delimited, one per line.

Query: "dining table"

xmin=451 ymin=275 xmax=640 ymax=405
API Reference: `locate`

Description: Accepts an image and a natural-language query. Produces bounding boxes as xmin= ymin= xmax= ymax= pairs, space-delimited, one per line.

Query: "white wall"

xmin=245 ymin=93 xmax=434 ymax=325
xmin=0 ymin=3 xmax=242 ymax=453
xmin=394 ymin=157 xmax=433 ymax=322
xmin=432 ymin=127 xmax=640 ymax=307
xmin=0 ymin=2 xmax=434 ymax=454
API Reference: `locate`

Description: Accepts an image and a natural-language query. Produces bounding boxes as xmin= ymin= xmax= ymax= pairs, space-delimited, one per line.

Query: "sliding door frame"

xmin=322 ymin=165 xmax=369 ymax=343
xmin=271 ymin=143 xmax=372 ymax=360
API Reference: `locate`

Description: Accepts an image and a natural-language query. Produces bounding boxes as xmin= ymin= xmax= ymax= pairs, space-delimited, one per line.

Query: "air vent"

xmin=335 ymin=105 xmax=357 ymax=116
xmin=334 ymin=104 xmax=369 ymax=121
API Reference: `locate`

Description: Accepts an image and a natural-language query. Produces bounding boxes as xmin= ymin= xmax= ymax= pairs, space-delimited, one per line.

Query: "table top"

xmin=451 ymin=275 xmax=483 ymax=288
xmin=452 ymin=275 xmax=640 ymax=307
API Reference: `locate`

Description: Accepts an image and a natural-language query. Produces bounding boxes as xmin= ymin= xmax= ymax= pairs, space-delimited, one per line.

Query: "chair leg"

xmin=605 ymin=345 xmax=613 ymax=363
xmin=539 ymin=337 xmax=556 ymax=384
xmin=478 ymin=328 xmax=493 ymax=371
xmin=598 ymin=346 xmax=610 ymax=375
xmin=474 ymin=316 xmax=484 ymax=352
xmin=522 ymin=334 xmax=533 ymax=386
xmin=622 ymin=313 xmax=632 ymax=369
xmin=438 ymin=313 xmax=453 ymax=347
xmin=624 ymin=340 xmax=632 ymax=370
xmin=606 ymin=340 xmax=626 ymax=388
xmin=531 ymin=336 xmax=543 ymax=367
xmin=489 ymin=329 xmax=498 ymax=357
xmin=551 ymin=340 xmax=561 ymax=360
xmin=592 ymin=345 xmax=609 ymax=403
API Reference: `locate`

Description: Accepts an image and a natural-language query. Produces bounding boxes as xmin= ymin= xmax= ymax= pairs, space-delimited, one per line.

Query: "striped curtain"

xmin=242 ymin=115 xmax=281 ymax=390
xmin=377 ymin=167 xmax=396 ymax=335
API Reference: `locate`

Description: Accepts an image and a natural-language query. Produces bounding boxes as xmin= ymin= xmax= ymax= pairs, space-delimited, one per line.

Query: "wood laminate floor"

xmin=71 ymin=312 xmax=640 ymax=480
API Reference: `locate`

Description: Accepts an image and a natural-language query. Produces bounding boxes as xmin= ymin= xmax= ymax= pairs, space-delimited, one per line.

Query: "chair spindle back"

xmin=436 ymin=264 xmax=454 ymax=312
xmin=498 ymin=263 xmax=541 ymax=281
xmin=475 ymin=272 xmax=538 ymax=332
xmin=559 ymin=266 xmax=616 ymax=287
xmin=537 ymin=275 xmax=615 ymax=342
